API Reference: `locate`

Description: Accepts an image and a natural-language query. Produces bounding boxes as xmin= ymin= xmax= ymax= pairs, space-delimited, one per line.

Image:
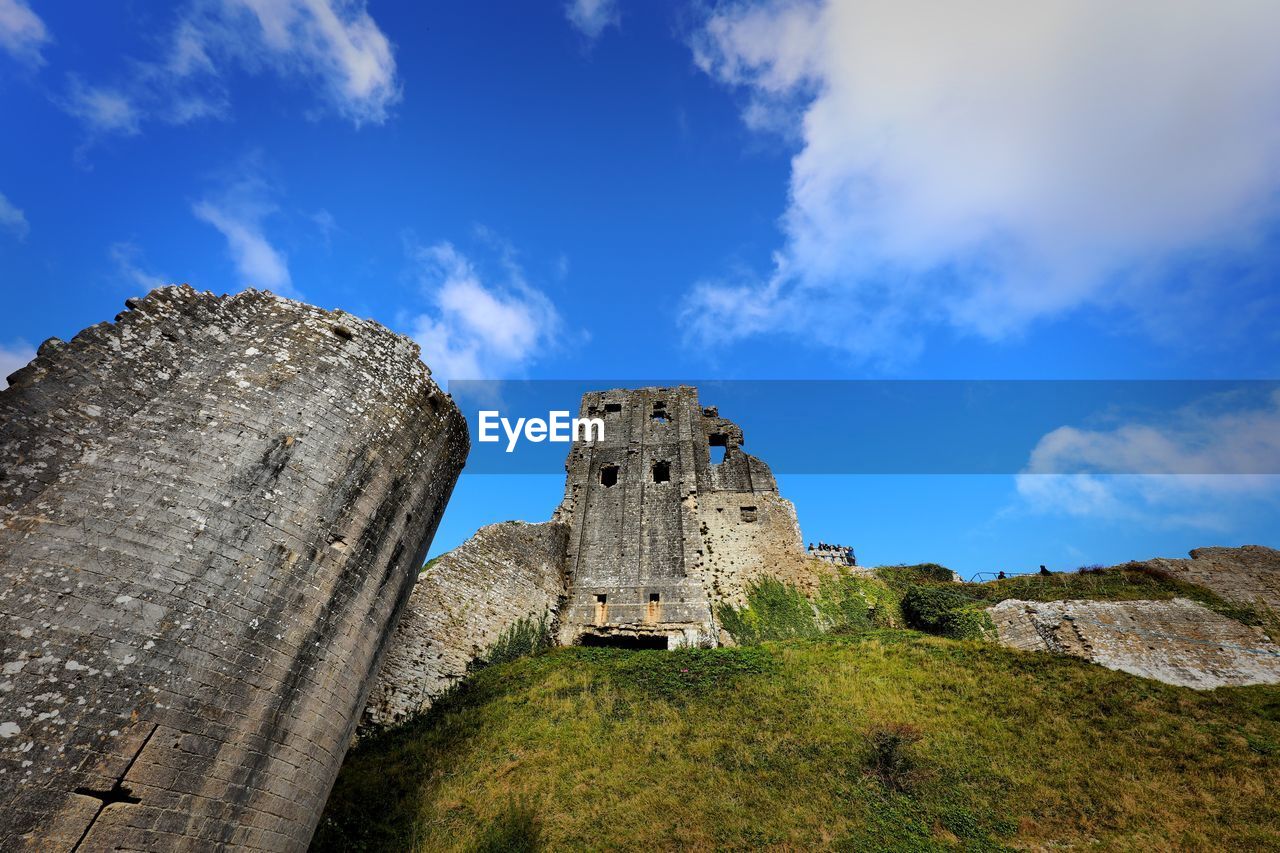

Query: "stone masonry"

xmin=1128 ymin=545 xmax=1280 ymax=613
xmin=988 ymin=597 xmax=1280 ymax=689
xmin=554 ymin=386 xmax=815 ymax=648
xmin=0 ymin=286 xmax=468 ymax=851
xmin=360 ymin=520 xmax=566 ymax=732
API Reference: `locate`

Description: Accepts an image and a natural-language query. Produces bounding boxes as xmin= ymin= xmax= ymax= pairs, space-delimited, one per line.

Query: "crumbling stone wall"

xmin=554 ymin=387 xmax=814 ymax=647
xmin=0 ymin=286 xmax=467 ymax=851
xmin=988 ymin=597 xmax=1280 ymax=689
xmin=696 ymin=492 xmax=816 ymax=609
xmin=1128 ymin=546 xmax=1280 ymax=613
xmin=361 ymin=520 xmax=566 ymax=732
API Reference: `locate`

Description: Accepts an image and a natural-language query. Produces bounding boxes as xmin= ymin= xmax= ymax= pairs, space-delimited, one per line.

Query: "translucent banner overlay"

xmin=447 ymin=380 xmax=1280 ymax=475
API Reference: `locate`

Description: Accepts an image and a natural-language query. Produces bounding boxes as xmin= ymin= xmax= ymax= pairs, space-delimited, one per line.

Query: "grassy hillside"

xmin=316 ymin=631 xmax=1280 ymax=851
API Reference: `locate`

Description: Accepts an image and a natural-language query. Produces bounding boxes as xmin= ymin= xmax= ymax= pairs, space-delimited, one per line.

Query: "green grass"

xmin=315 ymin=633 xmax=1280 ymax=851
xmin=717 ymin=570 xmax=901 ymax=646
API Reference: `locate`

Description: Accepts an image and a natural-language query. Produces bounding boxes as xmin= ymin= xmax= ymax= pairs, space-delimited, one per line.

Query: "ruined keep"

xmin=0 ymin=286 xmax=468 ymax=851
xmin=554 ymin=386 xmax=812 ymax=647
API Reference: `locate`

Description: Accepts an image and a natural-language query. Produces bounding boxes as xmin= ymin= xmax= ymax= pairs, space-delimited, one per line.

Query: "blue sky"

xmin=1 ymin=0 xmax=1278 ymax=574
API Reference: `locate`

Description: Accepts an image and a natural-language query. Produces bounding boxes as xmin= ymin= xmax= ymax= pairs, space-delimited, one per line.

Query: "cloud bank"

xmin=1017 ymin=390 xmax=1280 ymax=529
xmin=109 ymin=242 xmax=168 ymax=292
xmin=685 ymin=0 xmax=1280 ymax=363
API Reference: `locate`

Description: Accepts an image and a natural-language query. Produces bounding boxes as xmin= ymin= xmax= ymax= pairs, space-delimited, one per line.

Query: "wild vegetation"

xmin=717 ymin=561 xmax=1268 ymax=646
xmin=315 ymin=565 xmax=1280 ymax=851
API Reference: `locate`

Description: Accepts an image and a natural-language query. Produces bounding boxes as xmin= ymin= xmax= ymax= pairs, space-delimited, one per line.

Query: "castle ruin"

xmin=363 ymin=386 xmax=821 ymax=728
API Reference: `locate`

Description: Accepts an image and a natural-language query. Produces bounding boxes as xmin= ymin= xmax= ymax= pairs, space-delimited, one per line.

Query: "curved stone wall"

xmin=361 ymin=520 xmax=567 ymax=732
xmin=0 ymin=286 xmax=468 ymax=851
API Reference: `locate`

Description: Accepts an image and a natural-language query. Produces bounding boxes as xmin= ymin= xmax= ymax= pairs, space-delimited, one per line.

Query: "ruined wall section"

xmin=555 ymin=387 xmax=817 ymax=647
xmin=686 ymin=403 xmax=816 ymax=612
xmin=695 ymin=491 xmax=817 ymax=609
xmin=988 ymin=597 xmax=1280 ymax=689
xmin=556 ymin=387 xmax=715 ymax=647
xmin=361 ymin=521 xmax=567 ymax=732
xmin=0 ymin=286 xmax=468 ymax=851
xmin=1127 ymin=546 xmax=1280 ymax=613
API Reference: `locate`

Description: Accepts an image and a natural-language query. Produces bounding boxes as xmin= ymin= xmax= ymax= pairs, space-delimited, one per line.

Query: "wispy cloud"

xmin=565 ymin=0 xmax=620 ymax=40
xmin=62 ymin=77 xmax=143 ymax=137
xmin=0 ymin=340 xmax=35 ymax=388
xmin=1016 ymin=390 xmax=1280 ymax=529
xmin=0 ymin=0 xmax=50 ymax=67
xmin=311 ymin=208 xmax=338 ymax=249
xmin=0 ymin=191 xmax=29 ymax=240
xmin=62 ymin=0 xmax=399 ymax=143
xmin=406 ymin=238 xmax=564 ymax=383
xmin=684 ymin=1 xmax=1280 ymax=365
xmin=193 ymin=166 xmax=296 ymax=297
xmin=109 ymin=242 xmax=168 ymax=292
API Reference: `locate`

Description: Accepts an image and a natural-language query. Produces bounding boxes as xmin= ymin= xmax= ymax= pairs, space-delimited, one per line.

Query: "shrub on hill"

xmin=900 ymin=586 xmax=995 ymax=640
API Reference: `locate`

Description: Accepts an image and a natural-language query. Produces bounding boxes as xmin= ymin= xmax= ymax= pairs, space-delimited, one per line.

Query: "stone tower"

xmin=0 ymin=286 xmax=468 ymax=851
xmin=555 ymin=386 xmax=809 ymax=648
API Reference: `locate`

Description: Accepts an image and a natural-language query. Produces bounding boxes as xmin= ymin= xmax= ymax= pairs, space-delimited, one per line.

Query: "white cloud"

xmin=685 ymin=1 xmax=1280 ymax=363
xmin=226 ymin=0 xmax=399 ymax=124
xmin=1016 ymin=390 xmax=1280 ymax=528
xmin=565 ymin=0 xmax=620 ymax=40
xmin=63 ymin=78 xmax=142 ymax=136
xmin=407 ymin=241 xmax=563 ymax=383
xmin=109 ymin=242 xmax=168 ymax=292
xmin=0 ymin=341 xmax=35 ymax=388
xmin=193 ymin=171 xmax=296 ymax=297
xmin=63 ymin=0 xmax=399 ymax=139
xmin=0 ymin=0 xmax=49 ymax=67
xmin=0 ymin=191 xmax=29 ymax=240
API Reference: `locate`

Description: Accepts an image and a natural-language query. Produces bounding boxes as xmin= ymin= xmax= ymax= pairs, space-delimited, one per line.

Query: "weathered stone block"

xmin=1131 ymin=545 xmax=1280 ymax=612
xmin=988 ymin=597 xmax=1280 ymax=689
